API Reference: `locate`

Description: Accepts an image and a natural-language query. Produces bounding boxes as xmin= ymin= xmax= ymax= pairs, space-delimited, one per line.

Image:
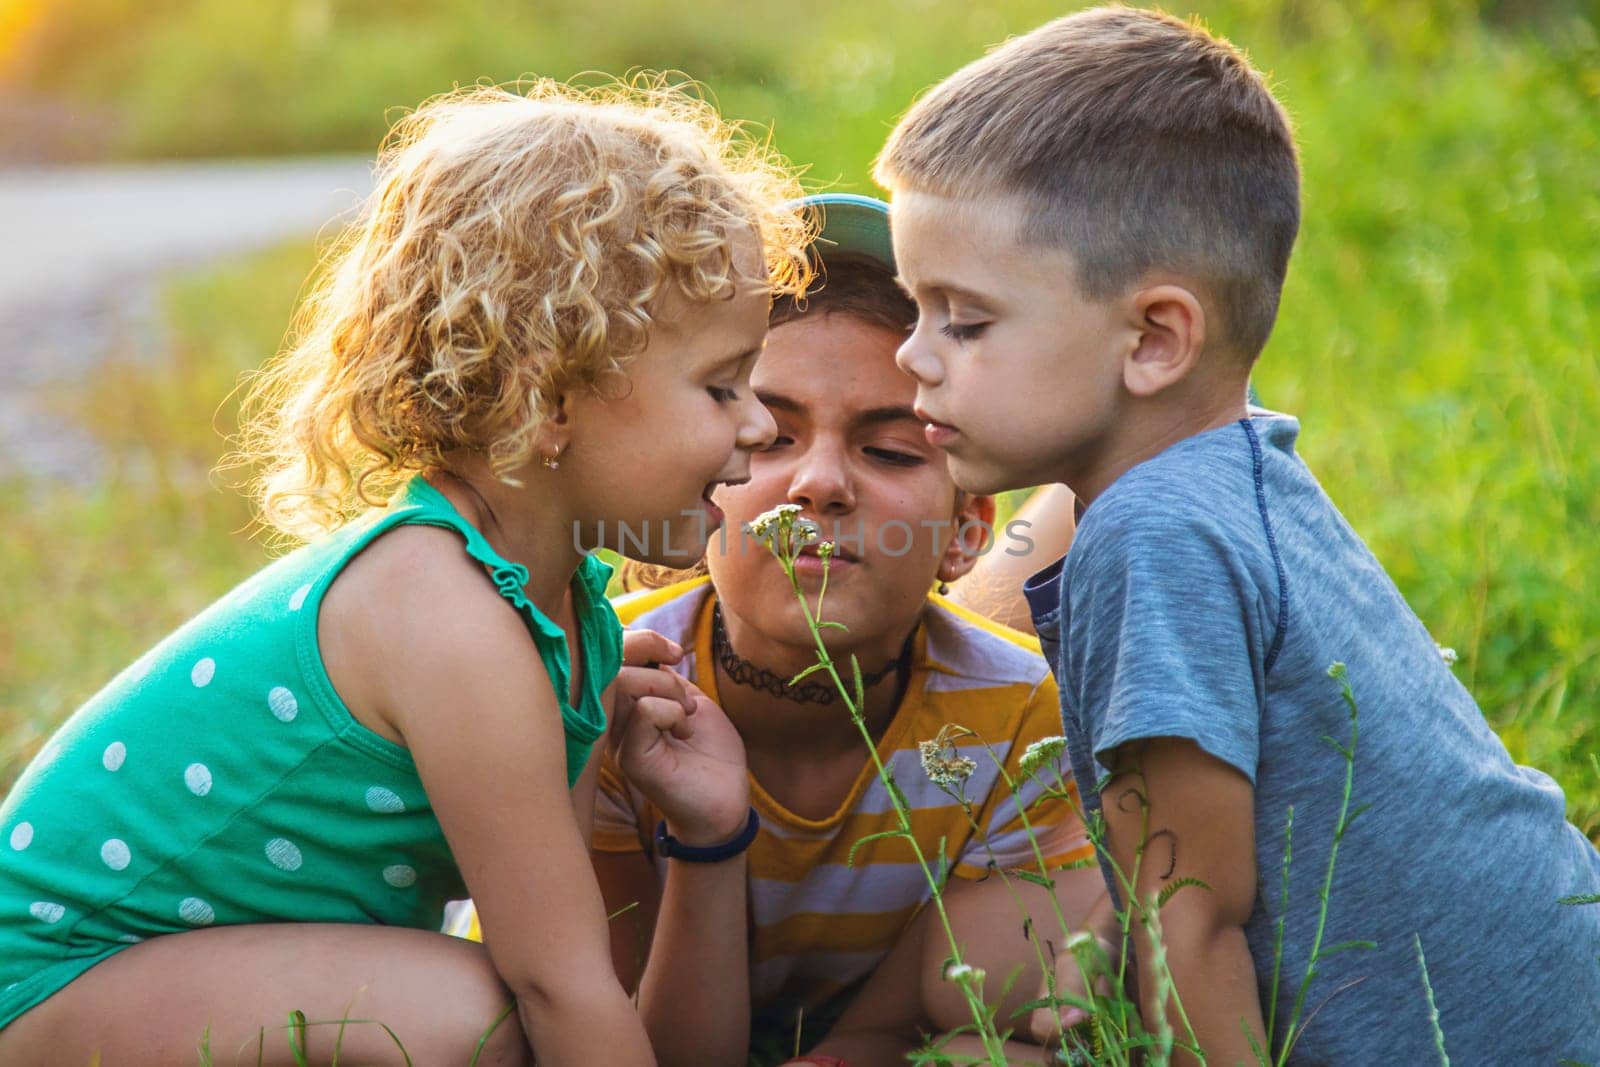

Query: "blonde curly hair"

xmin=238 ymin=77 xmax=813 ymax=540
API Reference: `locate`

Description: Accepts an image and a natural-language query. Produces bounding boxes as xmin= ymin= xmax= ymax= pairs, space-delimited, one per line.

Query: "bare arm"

xmin=603 ymin=628 xmax=755 ymax=1067
xmin=638 ymin=836 xmax=751 ymax=1067
xmin=948 ymin=484 xmax=1077 ymax=635
xmin=1101 ymin=738 xmax=1265 ymax=1066
xmin=369 ymin=547 xmax=654 ymax=1066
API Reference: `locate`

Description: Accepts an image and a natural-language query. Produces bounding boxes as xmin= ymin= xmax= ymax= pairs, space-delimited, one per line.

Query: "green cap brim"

xmin=795 ymin=193 xmax=894 ymax=272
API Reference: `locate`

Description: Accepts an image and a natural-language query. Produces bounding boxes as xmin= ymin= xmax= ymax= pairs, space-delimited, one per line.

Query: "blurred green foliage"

xmin=2 ymin=0 xmax=1598 ymax=836
xmin=9 ymin=0 xmax=1590 ymax=178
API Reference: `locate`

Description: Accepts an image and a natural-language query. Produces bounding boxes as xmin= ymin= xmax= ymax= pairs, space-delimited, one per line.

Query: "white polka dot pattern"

xmin=184 ymin=763 xmax=213 ymax=796
xmin=102 ymin=742 xmax=126 ymax=771
xmin=268 ymin=687 xmax=298 ymax=723
xmin=29 ymin=902 xmax=65 ymax=924
xmin=101 ymin=839 xmax=131 ymax=871
xmin=382 ymin=865 xmax=417 ymax=888
xmin=364 ymin=787 xmax=405 ymax=814
xmin=265 ymin=838 xmax=303 ymax=872
xmin=191 ymin=658 xmax=216 ymax=687
xmin=289 ymin=584 xmax=312 ymax=611
xmin=178 ymin=897 xmax=215 ymax=926
xmin=9 ymin=823 xmax=32 ymax=851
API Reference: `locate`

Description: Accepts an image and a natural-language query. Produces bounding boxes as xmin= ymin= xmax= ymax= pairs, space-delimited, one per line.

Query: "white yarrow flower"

xmin=943 ymin=961 xmax=986 ymax=985
xmin=1020 ymin=735 xmax=1068 ymax=778
xmin=919 ymin=723 xmax=978 ymax=794
xmin=745 ymin=503 xmax=821 ymax=560
xmin=1065 ymin=930 xmax=1096 ymax=953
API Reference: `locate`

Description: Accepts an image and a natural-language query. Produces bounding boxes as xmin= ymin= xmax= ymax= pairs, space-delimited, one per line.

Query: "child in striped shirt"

xmin=452 ymin=195 xmax=1108 ymax=1066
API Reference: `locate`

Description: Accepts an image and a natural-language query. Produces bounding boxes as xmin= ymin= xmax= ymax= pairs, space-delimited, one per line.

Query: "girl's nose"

xmin=736 ymin=393 xmax=778 ymax=451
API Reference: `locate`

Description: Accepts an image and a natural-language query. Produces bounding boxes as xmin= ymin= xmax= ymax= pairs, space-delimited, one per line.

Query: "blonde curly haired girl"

xmin=0 ymin=78 xmax=811 ymax=1066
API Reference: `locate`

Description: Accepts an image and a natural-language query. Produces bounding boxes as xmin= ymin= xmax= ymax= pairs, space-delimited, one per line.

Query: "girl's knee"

xmin=425 ymin=939 xmax=533 ymax=1066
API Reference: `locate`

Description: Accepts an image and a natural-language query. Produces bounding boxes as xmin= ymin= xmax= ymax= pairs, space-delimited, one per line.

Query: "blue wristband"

xmin=654 ymin=807 xmax=760 ymax=863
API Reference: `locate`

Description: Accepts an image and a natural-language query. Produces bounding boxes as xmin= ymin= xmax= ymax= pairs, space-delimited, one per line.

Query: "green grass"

xmin=2 ymin=1 xmax=1598 ymax=845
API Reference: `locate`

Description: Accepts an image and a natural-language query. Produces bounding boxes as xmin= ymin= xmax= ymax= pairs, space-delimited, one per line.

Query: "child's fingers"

xmin=629 ymin=695 xmax=695 ymax=742
xmin=617 ymin=665 xmax=695 ymax=717
xmin=1028 ymin=965 xmax=1085 ymax=1044
xmin=1028 ymin=935 xmax=1107 ymax=1043
xmin=622 ymin=628 xmax=684 ymax=668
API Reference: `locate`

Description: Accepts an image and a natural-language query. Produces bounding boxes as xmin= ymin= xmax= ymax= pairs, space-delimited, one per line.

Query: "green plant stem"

xmin=1264 ymin=804 xmax=1295 ymax=1050
xmin=1414 ymin=934 xmax=1450 ymax=1066
xmin=780 ymin=554 xmax=1007 ymax=1062
xmin=1277 ymin=667 xmax=1361 ymax=1066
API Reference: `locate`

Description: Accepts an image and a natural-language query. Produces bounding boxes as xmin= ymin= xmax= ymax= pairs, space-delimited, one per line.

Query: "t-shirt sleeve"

xmin=1063 ymin=494 xmax=1277 ymax=785
xmin=953 ymin=674 xmax=1095 ymax=879
xmin=592 ymin=749 xmax=649 ymax=853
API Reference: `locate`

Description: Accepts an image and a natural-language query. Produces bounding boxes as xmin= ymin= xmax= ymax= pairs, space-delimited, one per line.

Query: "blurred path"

xmin=0 ymin=158 xmax=373 ymax=484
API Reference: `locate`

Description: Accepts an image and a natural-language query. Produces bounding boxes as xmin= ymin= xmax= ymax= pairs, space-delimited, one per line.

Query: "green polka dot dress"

xmin=0 ymin=477 xmax=620 ymax=1030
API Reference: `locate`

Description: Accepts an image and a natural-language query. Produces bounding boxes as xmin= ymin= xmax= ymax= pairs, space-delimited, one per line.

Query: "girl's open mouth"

xmin=698 ymin=477 xmax=747 ymax=532
xmin=699 ymin=487 xmax=725 ymax=530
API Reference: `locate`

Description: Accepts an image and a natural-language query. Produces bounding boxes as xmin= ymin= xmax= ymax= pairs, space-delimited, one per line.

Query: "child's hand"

xmin=611 ymin=629 xmax=750 ymax=844
xmin=1028 ymin=913 xmax=1119 ymax=1046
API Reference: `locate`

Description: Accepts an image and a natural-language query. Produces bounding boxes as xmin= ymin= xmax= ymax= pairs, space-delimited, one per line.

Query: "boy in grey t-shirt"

xmin=875 ymin=6 xmax=1600 ymax=1063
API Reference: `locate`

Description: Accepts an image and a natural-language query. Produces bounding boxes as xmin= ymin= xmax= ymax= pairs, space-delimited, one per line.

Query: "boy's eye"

xmin=940 ymin=321 xmax=988 ymax=343
xmin=864 ymin=446 xmax=924 ymax=467
xmin=708 ymin=385 xmax=739 ymax=402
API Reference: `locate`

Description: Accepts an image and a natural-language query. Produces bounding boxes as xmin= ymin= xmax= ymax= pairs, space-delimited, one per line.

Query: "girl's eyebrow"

xmin=755 ymin=391 xmax=921 ymax=430
xmin=708 ymin=345 xmax=763 ymax=374
xmin=856 ymin=405 xmax=922 ymax=429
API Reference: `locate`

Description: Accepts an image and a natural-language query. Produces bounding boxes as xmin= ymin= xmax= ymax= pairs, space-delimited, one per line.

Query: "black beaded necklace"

xmin=711 ymin=603 xmax=914 ymax=707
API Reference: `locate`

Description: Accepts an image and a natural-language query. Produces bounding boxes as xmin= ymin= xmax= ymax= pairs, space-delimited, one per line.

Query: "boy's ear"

xmin=1124 ymin=285 xmax=1206 ymax=398
xmin=938 ymin=493 xmax=997 ymax=584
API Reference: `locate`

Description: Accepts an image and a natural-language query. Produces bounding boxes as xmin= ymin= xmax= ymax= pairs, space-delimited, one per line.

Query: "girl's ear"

xmin=1124 ymin=284 xmax=1206 ymax=398
xmin=541 ymin=392 xmax=574 ymax=448
xmin=938 ymin=493 xmax=997 ymax=584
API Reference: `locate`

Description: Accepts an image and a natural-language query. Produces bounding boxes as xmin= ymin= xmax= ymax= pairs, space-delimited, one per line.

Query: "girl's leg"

xmin=0 ymin=923 xmax=530 ymax=1066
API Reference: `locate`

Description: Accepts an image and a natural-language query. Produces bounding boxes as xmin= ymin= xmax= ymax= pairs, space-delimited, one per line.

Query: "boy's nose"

xmin=895 ymin=326 xmax=943 ymax=386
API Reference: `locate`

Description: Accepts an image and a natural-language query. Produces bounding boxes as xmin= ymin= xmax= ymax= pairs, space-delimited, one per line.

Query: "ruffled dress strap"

xmin=391 ymin=477 xmax=620 ymax=779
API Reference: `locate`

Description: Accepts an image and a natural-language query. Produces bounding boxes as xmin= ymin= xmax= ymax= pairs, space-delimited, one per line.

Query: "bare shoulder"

xmin=319 ymin=522 xmax=535 ymax=742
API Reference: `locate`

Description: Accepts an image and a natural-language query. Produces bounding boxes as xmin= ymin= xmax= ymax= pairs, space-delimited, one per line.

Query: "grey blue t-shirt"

xmin=1024 ymin=411 xmax=1600 ymax=1064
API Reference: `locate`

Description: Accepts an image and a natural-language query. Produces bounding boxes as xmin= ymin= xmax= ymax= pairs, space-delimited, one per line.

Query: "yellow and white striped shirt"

xmin=592 ymin=577 xmax=1091 ymax=1019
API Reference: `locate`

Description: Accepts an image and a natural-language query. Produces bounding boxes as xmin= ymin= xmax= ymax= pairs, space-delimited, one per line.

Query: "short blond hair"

xmin=875 ymin=5 xmax=1299 ymax=360
xmin=240 ymin=78 xmax=812 ymax=539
